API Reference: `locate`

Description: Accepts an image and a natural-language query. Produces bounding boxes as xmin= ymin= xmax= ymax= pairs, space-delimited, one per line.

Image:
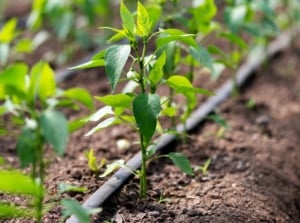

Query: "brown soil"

xmin=1 ymin=40 xmax=300 ymax=223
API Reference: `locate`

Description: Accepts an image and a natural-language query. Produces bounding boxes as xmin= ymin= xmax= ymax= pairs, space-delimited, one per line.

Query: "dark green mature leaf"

xmin=16 ymin=127 xmax=38 ymax=168
xmin=133 ymin=94 xmax=160 ymax=145
xmin=120 ymin=0 xmax=135 ymax=37
xmin=149 ymin=52 xmax=166 ymax=87
xmin=219 ymin=32 xmax=247 ymax=50
xmin=167 ymin=153 xmax=193 ymax=176
xmin=29 ymin=61 xmax=56 ymax=104
xmin=64 ymin=88 xmax=94 ymax=110
xmin=0 ymin=170 xmax=38 ymax=195
xmin=62 ymin=198 xmax=101 ymax=222
xmin=95 ymin=94 xmax=132 ymax=108
xmin=189 ymin=45 xmax=215 ymax=76
xmin=39 ymin=110 xmax=68 ymax=156
xmin=105 ymin=45 xmax=131 ymax=92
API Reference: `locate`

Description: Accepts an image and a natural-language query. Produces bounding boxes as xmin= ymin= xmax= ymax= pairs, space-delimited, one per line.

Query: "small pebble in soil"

xmin=71 ymin=169 xmax=82 ymax=180
xmin=186 ymin=209 xmax=202 ymax=217
xmin=116 ymin=138 xmax=131 ymax=151
xmin=148 ymin=211 xmax=160 ymax=218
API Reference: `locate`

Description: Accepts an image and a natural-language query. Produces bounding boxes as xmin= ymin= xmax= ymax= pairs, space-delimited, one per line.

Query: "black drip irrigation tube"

xmin=64 ymin=30 xmax=293 ymax=223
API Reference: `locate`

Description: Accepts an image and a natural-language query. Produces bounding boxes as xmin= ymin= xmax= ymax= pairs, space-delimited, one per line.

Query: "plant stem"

xmin=35 ymin=145 xmax=45 ymax=223
xmin=139 ymin=134 xmax=147 ymax=199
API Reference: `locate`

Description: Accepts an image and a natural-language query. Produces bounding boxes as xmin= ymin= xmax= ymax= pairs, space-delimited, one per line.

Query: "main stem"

xmin=139 ymin=134 xmax=147 ymax=199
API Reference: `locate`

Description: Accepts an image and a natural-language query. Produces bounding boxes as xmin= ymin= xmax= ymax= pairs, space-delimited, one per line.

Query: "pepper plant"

xmin=73 ymin=1 xmax=215 ymax=199
xmin=0 ymin=61 xmax=94 ymax=222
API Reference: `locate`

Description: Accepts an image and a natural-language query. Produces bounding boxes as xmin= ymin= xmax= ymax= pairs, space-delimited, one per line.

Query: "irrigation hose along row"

xmin=66 ymin=30 xmax=294 ymax=223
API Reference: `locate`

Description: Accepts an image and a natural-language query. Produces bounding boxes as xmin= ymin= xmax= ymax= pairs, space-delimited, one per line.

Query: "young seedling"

xmin=84 ymin=148 xmax=106 ymax=176
xmin=0 ymin=61 xmax=94 ymax=222
xmin=194 ymin=158 xmax=211 ymax=175
xmin=72 ymin=1 xmax=215 ymax=199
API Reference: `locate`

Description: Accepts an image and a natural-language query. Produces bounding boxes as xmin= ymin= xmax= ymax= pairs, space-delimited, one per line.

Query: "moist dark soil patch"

xmin=1 ymin=35 xmax=300 ymax=223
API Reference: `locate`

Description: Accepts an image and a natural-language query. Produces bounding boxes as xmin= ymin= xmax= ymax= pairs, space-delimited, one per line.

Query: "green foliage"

xmin=62 ymin=198 xmax=101 ymax=223
xmin=84 ymin=148 xmax=106 ymax=174
xmin=0 ymin=61 xmax=94 ymax=222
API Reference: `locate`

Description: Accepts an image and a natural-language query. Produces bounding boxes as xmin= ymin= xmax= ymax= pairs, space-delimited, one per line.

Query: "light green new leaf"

xmin=85 ymin=106 xmax=114 ymax=122
xmin=0 ymin=18 xmax=18 ymax=43
xmin=137 ymin=1 xmax=152 ymax=38
xmin=16 ymin=127 xmax=38 ymax=168
xmin=120 ymin=0 xmax=135 ymax=36
xmin=64 ymin=87 xmax=94 ymax=110
xmin=0 ymin=170 xmax=37 ymax=195
xmin=95 ymin=94 xmax=132 ymax=108
xmin=100 ymin=159 xmax=125 ymax=177
xmin=62 ymin=198 xmax=101 ymax=222
xmin=133 ymin=94 xmax=161 ymax=145
xmin=58 ymin=183 xmax=87 ymax=194
xmin=69 ymin=59 xmax=105 ymax=70
xmin=149 ymin=52 xmax=166 ymax=87
xmin=167 ymin=153 xmax=193 ymax=176
xmin=0 ymin=203 xmax=31 ymax=219
xmin=14 ymin=38 xmax=33 ymax=53
xmin=105 ymin=44 xmax=131 ymax=92
xmin=85 ymin=117 xmax=121 ymax=136
xmin=29 ymin=61 xmax=56 ymax=104
xmin=40 ymin=110 xmax=68 ymax=156
xmin=166 ymin=75 xmax=195 ymax=109
xmin=157 ymin=29 xmax=197 ymax=49
xmin=0 ymin=63 xmax=28 ymax=99
xmin=167 ymin=75 xmax=215 ymax=96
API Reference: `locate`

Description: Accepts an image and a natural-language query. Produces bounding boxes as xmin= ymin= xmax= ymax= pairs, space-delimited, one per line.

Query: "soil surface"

xmin=1 ymin=37 xmax=300 ymax=223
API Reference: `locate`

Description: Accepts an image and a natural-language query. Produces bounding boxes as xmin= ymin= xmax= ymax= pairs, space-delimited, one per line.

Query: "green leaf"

xmin=156 ymin=29 xmax=197 ymax=48
xmin=0 ymin=18 xmax=18 ymax=43
xmin=149 ymin=52 xmax=166 ymax=87
xmin=136 ymin=1 xmax=152 ymax=38
xmin=84 ymin=148 xmax=99 ymax=172
xmin=39 ymin=110 xmax=68 ymax=156
xmin=147 ymin=4 xmax=162 ymax=31
xmin=14 ymin=38 xmax=33 ymax=53
xmin=85 ymin=106 xmax=114 ymax=122
xmin=16 ymin=127 xmax=39 ymax=168
xmin=69 ymin=59 xmax=105 ymax=70
xmin=105 ymin=44 xmax=131 ymax=92
xmin=29 ymin=61 xmax=56 ymax=104
xmin=0 ymin=203 xmax=31 ymax=219
xmin=207 ymin=114 xmax=228 ymax=129
xmin=133 ymin=94 xmax=161 ymax=145
xmin=100 ymin=160 xmax=125 ymax=177
xmin=95 ymin=94 xmax=132 ymax=108
xmin=120 ymin=0 xmax=135 ymax=37
xmin=62 ymin=198 xmax=101 ymax=222
xmin=167 ymin=153 xmax=193 ymax=176
xmin=189 ymin=46 xmax=215 ymax=76
xmin=219 ymin=32 xmax=247 ymax=50
xmin=68 ymin=118 xmax=86 ymax=133
xmin=85 ymin=117 xmax=121 ymax=136
xmin=64 ymin=88 xmax=94 ymax=110
xmin=58 ymin=183 xmax=87 ymax=194
xmin=0 ymin=170 xmax=37 ymax=195
xmin=190 ymin=0 xmax=217 ymax=33
xmin=0 ymin=63 xmax=28 ymax=99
